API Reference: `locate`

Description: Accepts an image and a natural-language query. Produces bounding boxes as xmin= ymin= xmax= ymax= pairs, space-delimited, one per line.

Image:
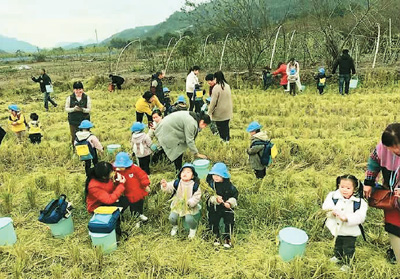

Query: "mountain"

xmin=0 ymin=49 xmax=7 ymax=53
xmin=55 ymin=39 xmax=97 ymax=50
xmin=101 ymin=26 xmax=154 ymax=44
xmin=0 ymin=35 xmax=37 ymax=53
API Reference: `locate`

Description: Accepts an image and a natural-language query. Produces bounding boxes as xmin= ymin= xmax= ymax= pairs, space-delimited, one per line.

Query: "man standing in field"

xmin=31 ymin=69 xmax=58 ymax=111
xmin=65 ymin=81 xmax=91 ymax=147
xmin=332 ymin=49 xmax=356 ymax=95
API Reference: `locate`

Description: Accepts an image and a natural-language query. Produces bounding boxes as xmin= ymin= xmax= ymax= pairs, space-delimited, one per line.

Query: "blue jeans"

xmin=169 ymin=212 xmax=197 ymax=229
xmin=43 ymin=92 xmax=57 ymax=110
xmin=338 ymin=74 xmax=351 ymax=95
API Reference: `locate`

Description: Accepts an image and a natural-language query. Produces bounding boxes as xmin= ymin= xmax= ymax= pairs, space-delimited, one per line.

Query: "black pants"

xmin=152 ymin=148 xmax=168 ymax=164
xmin=289 ymin=82 xmax=296 ymax=96
xmin=129 ymin=199 xmax=144 ymax=216
xmin=84 ymin=150 xmax=98 ymax=177
xmin=334 ymin=236 xmax=357 ymax=263
xmin=317 ymin=86 xmax=325 ymax=94
xmin=111 ymin=196 xmax=130 ymax=235
xmin=186 ymin=92 xmax=195 ymax=111
xmin=173 ymin=154 xmax=183 ymax=172
xmin=136 ymin=111 xmax=152 ymax=124
xmin=194 ymin=100 xmax=204 ymax=113
xmin=215 ymin=120 xmax=230 ymax=141
xmin=254 ymin=168 xmax=266 ymax=179
xmin=44 ymin=92 xmax=57 ymax=110
xmin=339 ymin=74 xmax=351 ymax=94
xmin=208 ymin=209 xmax=235 ymax=239
xmin=113 ymin=83 xmax=122 ymax=90
xmin=29 ymin=133 xmax=42 ymax=144
xmin=0 ymin=127 xmax=5 ymax=145
xmin=138 ymin=155 xmax=151 ymax=175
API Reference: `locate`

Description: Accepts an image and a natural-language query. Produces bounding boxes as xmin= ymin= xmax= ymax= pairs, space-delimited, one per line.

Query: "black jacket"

xmin=32 ymin=73 xmax=51 ymax=93
xmin=110 ymin=75 xmax=124 ymax=85
xmin=332 ymin=54 xmax=356 ymax=75
xmin=206 ymin=175 xmax=239 ymax=212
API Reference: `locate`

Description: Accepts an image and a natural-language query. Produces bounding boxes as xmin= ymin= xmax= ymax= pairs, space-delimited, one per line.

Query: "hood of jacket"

xmin=76 ymin=131 xmax=91 ymax=141
xmin=131 ymin=132 xmax=146 ymax=141
xmin=251 ymin=131 xmax=269 ymax=142
xmin=341 ymin=53 xmax=351 ymax=60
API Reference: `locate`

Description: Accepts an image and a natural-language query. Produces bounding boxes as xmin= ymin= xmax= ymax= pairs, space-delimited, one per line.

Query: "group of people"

xmin=269 ymin=49 xmax=356 ymax=95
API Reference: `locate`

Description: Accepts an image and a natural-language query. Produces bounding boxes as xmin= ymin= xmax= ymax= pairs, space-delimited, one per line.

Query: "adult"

xmin=150 ymin=70 xmax=165 ymax=106
xmin=154 ymin=111 xmax=210 ymax=171
xmin=0 ymin=126 xmax=5 ymax=146
xmin=109 ymin=74 xmax=125 ymax=90
xmin=135 ymin=91 xmax=164 ymax=125
xmin=364 ymin=123 xmax=400 ymax=264
xmin=65 ymin=81 xmax=91 ymax=147
xmin=31 ymin=68 xmax=57 ymax=111
xmin=205 ymin=73 xmax=215 ymax=96
xmin=332 ymin=49 xmax=356 ymax=95
xmin=286 ymin=58 xmax=302 ymax=92
xmin=208 ymin=71 xmax=233 ymax=142
xmin=272 ymin=62 xmax=288 ymax=90
xmin=186 ymin=66 xmax=200 ymax=111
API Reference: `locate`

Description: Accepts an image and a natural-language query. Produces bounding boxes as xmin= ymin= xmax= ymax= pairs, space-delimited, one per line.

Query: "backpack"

xmin=88 ymin=208 xmax=120 ymax=233
xmin=318 ymin=77 xmax=327 ymax=87
xmin=38 ymin=194 xmax=71 ymax=224
xmin=75 ymin=135 xmax=94 ymax=161
xmin=250 ymin=140 xmax=277 ymax=166
xmin=170 ymin=179 xmax=200 ymax=199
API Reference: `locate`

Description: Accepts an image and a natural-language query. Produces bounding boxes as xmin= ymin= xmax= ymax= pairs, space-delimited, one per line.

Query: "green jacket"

xmin=155 ymin=111 xmax=199 ymax=161
xmin=247 ymin=131 xmax=269 ymax=170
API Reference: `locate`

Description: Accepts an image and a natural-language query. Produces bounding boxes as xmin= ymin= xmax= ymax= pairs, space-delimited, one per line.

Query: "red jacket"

xmin=86 ymin=179 xmax=125 ymax=213
xmin=116 ymin=165 xmax=150 ymax=203
xmin=273 ymin=64 xmax=288 ymax=85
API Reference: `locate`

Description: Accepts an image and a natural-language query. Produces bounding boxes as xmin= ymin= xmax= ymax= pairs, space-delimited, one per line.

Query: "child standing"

xmin=160 ymin=163 xmax=201 ymax=239
xmin=315 ymin=68 xmax=332 ymax=95
xmin=194 ymin=84 xmax=206 ymax=113
xmin=130 ymin=122 xmax=152 ymax=175
xmin=162 ymin=87 xmax=171 ymax=116
xmin=287 ymin=68 xmax=298 ymax=96
xmin=246 ymin=121 xmax=274 ymax=179
xmin=201 ymin=97 xmax=218 ymax=135
xmin=170 ymin=95 xmax=188 ymax=113
xmin=74 ymin=120 xmax=103 ymax=176
xmin=206 ymin=163 xmax=238 ymax=248
xmin=8 ymin=105 xmax=26 ymax=143
xmin=28 ymin=113 xmax=43 ymax=144
xmin=113 ymin=152 xmax=151 ymax=223
xmin=322 ymin=175 xmax=367 ymax=271
xmin=262 ymin=66 xmax=273 ymax=90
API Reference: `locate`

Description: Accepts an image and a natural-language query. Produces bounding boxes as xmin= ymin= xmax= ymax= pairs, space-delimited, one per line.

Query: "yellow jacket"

xmin=8 ymin=113 xmax=26 ymax=132
xmin=28 ymin=120 xmax=42 ymax=135
xmin=135 ymin=96 xmax=164 ymax=115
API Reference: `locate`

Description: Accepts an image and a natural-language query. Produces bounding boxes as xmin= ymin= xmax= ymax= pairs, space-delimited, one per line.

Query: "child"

xmin=113 ymin=152 xmax=150 ymax=223
xmin=130 ymin=122 xmax=152 ymax=175
xmin=315 ymin=67 xmax=332 ymax=95
xmin=262 ymin=66 xmax=273 ymax=90
xmin=148 ymin=110 xmax=168 ymax=164
xmin=74 ymin=120 xmax=103 ymax=176
xmin=322 ymin=175 xmax=367 ymax=271
xmin=194 ymin=84 xmax=206 ymax=113
xmin=170 ymin=95 xmax=188 ymax=113
xmin=206 ymin=163 xmax=238 ymax=248
xmin=246 ymin=121 xmax=270 ymax=179
xmin=28 ymin=113 xmax=43 ymax=144
xmin=201 ymin=97 xmax=218 ymax=135
xmin=160 ymin=163 xmax=201 ymax=239
xmin=7 ymin=104 xmax=26 ymax=143
xmin=287 ymin=68 xmax=298 ymax=96
xmin=162 ymin=87 xmax=171 ymax=116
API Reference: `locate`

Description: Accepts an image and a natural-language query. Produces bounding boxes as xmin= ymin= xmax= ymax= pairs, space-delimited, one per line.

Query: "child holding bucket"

xmin=113 ymin=152 xmax=151 ymax=224
xmin=160 ymin=163 xmax=201 ymax=239
xmin=130 ymin=122 xmax=152 ymax=175
xmin=206 ymin=162 xmax=238 ymax=248
xmin=322 ymin=175 xmax=367 ymax=271
xmin=8 ymin=104 xmax=27 ymax=143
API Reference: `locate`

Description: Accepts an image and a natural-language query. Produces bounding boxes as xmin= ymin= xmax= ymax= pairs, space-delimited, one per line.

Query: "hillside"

xmin=0 ymin=34 xmax=37 ymax=53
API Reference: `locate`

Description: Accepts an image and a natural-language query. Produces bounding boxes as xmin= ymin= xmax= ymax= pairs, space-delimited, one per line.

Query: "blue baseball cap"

xmin=177 ymin=95 xmax=186 ymax=104
xmin=209 ymin=162 xmax=231 ymax=179
xmin=130 ymin=122 xmax=145 ymax=132
xmin=78 ymin=120 xmax=93 ymax=129
xmin=163 ymin=87 xmax=170 ymax=93
xmin=113 ymin=152 xmax=133 ymax=168
xmin=8 ymin=104 xmax=20 ymax=112
xmin=246 ymin=121 xmax=262 ymax=132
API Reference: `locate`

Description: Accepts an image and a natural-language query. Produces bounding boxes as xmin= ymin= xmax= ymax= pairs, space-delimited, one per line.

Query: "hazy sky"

xmin=1 ymin=0 xmax=207 ymax=48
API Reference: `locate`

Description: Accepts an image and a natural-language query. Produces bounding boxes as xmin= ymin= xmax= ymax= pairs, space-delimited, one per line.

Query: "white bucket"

xmin=0 ymin=217 xmax=17 ymax=246
xmin=89 ymin=230 xmax=117 ymax=254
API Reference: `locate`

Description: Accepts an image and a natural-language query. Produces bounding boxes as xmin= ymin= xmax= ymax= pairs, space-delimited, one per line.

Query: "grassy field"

xmin=0 ymin=60 xmax=400 ymax=278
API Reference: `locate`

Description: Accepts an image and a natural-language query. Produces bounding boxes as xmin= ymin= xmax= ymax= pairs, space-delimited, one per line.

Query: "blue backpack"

xmin=38 ymin=195 xmax=69 ymax=224
xmin=88 ymin=209 xmax=120 ymax=233
xmin=250 ymin=140 xmax=275 ymax=166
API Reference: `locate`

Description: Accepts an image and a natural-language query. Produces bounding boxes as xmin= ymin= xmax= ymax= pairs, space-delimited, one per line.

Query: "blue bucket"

xmin=0 ymin=217 xmax=17 ymax=246
xmin=89 ymin=229 xmax=117 ymax=254
xmin=193 ymin=159 xmax=210 ymax=179
xmin=278 ymin=227 xmax=308 ymax=261
xmin=47 ymin=216 xmax=74 ymax=238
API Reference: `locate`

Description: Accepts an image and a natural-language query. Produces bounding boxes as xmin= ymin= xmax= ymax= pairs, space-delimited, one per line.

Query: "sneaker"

xmin=329 ymin=256 xmax=339 ymax=264
xmin=339 ymin=265 xmax=350 ymax=272
xmin=135 ymin=221 xmax=141 ymax=229
xmin=138 ymin=214 xmax=148 ymax=222
xmin=213 ymin=238 xmax=221 ymax=246
xmin=188 ymin=229 xmax=197 ymax=239
xmin=223 ymin=238 xmax=232 ymax=249
xmin=170 ymin=226 xmax=178 ymax=236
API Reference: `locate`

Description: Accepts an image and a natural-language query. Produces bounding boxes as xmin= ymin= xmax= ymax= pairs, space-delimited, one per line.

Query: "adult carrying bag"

xmin=38 ymin=194 xmax=71 ymax=224
xmin=88 ymin=208 xmax=120 ymax=233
